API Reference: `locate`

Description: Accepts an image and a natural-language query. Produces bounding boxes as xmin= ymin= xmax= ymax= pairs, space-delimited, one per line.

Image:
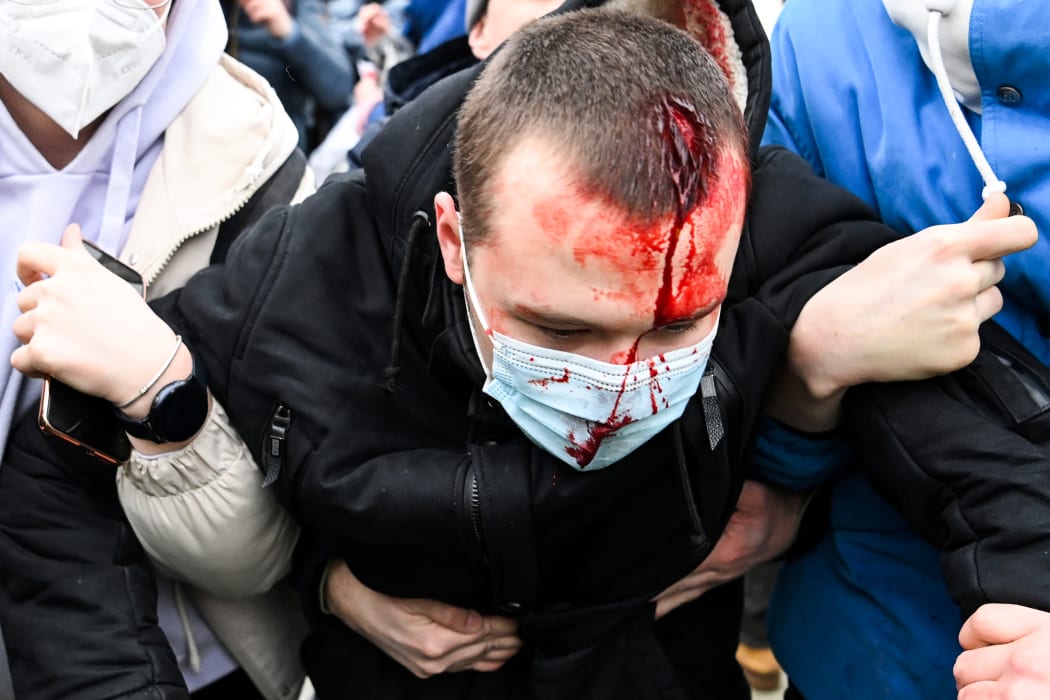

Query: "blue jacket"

xmin=758 ymin=0 xmax=1050 ymax=697
xmin=229 ymin=0 xmax=354 ymax=147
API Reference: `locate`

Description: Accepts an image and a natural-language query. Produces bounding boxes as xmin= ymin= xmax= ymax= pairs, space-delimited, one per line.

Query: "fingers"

xmin=955 ymin=645 xmax=1012 ymax=689
xmin=956 ymin=680 xmax=1000 ymax=700
xmin=654 ymin=572 xmax=716 ymax=620
xmin=973 ymin=258 xmax=1007 ymax=292
xmin=9 ymin=345 xmax=41 ymax=377
xmin=401 ymin=621 xmax=522 ymax=678
xmin=11 ymin=307 xmax=35 ymax=345
xmin=482 ymin=614 xmax=519 ymax=637
xmin=407 ymin=598 xmax=483 ymax=635
xmin=440 ymin=631 xmax=523 ymax=674
xmin=953 ymin=214 xmax=1038 ymax=262
xmin=968 ymin=193 xmax=1010 ymax=222
xmin=16 ymin=226 xmax=92 ymax=288
xmin=60 ymin=223 xmax=84 ymax=250
xmin=960 ymin=604 xmax=1050 ymax=650
xmin=17 ymin=243 xmax=67 ymax=287
xmin=975 ymin=286 xmax=1004 ymax=323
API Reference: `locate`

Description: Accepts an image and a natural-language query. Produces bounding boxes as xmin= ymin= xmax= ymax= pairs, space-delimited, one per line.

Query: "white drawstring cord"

xmin=925 ymin=1 xmax=1007 ymax=201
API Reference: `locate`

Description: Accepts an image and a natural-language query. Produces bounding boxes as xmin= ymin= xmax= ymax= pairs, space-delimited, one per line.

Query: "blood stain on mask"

xmin=565 ymin=413 xmax=634 ymax=468
xmin=529 ymin=368 xmax=571 ymax=387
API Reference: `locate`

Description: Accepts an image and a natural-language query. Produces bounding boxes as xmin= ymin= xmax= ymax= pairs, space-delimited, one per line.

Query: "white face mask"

xmin=0 ymin=0 xmax=169 ymax=138
xmin=460 ymin=224 xmax=718 ymax=471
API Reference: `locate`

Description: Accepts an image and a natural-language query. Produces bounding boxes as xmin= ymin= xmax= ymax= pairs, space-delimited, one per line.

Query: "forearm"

xmin=281 ymin=6 xmax=355 ymax=112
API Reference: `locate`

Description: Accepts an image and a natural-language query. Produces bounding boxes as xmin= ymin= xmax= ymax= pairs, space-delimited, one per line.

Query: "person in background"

xmin=223 ymin=0 xmax=355 ymax=149
xmin=0 ymin=0 xmax=313 ymax=697
xmin=310 ymin=0 xmax=561 ymax=182
xmin=760 ymin=0 xmax=1050 ymax=697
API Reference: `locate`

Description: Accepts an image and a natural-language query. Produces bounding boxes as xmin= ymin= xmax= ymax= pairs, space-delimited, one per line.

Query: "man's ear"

xmin=467 ymin=16 xmax=491 ymax=60
xmin=434 ymin=192 xmax=464 ymax=285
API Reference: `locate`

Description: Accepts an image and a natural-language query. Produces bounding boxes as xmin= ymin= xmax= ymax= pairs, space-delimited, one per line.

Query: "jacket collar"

xmin=123 ymin=55 xmax=300 ymax=292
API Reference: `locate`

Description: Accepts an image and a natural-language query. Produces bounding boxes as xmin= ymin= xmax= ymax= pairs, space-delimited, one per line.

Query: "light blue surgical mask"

xmin=459 ymin=223 xmax=717 ymax=470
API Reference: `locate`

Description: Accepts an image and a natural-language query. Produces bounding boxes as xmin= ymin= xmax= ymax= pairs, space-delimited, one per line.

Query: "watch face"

xmin=151 ymin=362 xmax=210 ymax=443
xmin=116 ymin=354 xmax=209 ymax=444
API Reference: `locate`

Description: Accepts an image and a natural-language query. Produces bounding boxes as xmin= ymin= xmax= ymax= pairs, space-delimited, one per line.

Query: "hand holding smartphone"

xmin=38 ymin=240 xmax=146 ymax=465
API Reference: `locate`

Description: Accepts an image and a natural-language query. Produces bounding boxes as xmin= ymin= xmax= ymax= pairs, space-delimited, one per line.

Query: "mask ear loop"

xmin=459 ymin=220 xmax=496 ymax=381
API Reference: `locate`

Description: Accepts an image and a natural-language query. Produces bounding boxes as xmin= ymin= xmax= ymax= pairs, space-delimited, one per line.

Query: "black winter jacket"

xmin=846 ymin=320 xmax=1050 ymax=619
xmin=151 ymin=3 xmax=899 ymax=696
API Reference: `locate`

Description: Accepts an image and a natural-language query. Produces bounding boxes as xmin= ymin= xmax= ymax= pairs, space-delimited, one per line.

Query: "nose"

xmin=606 ymin=339 xmax=644 ymax=365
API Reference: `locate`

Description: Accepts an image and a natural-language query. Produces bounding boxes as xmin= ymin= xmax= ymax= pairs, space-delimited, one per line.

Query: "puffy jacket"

xmin=0 ymin=55 xmax=312 ymax=700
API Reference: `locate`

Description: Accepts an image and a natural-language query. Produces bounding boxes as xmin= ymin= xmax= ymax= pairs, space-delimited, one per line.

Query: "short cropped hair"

xmin=455 ymin=8 xmax=749 ymax=247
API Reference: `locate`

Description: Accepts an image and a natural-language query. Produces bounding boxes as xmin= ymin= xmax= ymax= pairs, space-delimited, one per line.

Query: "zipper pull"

xmin=262 ymin=404 xmax=292 ymax=488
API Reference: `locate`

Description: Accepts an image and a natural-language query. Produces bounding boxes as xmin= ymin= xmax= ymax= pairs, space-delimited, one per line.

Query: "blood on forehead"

xmin=546 ymin=161 xmax=745 ymax=325
xmin=552 ymin=95 xmax=747 ymax=326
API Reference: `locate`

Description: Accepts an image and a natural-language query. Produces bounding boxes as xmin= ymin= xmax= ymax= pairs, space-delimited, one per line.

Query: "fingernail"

xmin=467 ymin=611 xmax=482 ymax=631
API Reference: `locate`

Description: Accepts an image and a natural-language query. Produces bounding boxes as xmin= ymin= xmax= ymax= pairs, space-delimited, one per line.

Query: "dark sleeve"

xmin=845 ymin=322 xmax=1050 ymax=618
xmin=707 ymin=145 xmax=899 ymax=467
xmin=0 ymin=408 xmax=188 ymax=700
xmin=154 ymin=176 xmax=509 ymax=606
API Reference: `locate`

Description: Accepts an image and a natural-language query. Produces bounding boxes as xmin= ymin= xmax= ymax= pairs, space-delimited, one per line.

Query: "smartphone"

xmin=38 ymin=241 xmax=147 ymax=465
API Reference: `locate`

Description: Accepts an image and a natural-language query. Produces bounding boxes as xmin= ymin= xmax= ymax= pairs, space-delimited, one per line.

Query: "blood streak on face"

xmin=559 ymin=100 xmax=745 ymax=468
xmin=609 ymin=341 xmax=640 ymax=366
xmin=653 ymin=96 xmax=739 ymax=327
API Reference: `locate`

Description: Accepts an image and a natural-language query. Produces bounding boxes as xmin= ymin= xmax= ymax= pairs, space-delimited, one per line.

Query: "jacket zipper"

xmin=469 ymin=467 xmax=488 ymax=564
xmin=261 ymin=404 xmax=292 ymax=488
xmin=144 ymin=184 xmax=261 ymax=288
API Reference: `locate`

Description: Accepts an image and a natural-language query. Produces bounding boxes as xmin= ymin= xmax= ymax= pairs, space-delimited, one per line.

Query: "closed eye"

xmin=655 ymin=319 xmax=699 ymax=335
xmin=538 ymin=325 xmax=588 ymax=341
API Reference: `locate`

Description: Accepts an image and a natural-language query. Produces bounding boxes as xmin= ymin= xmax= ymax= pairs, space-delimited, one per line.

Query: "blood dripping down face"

xmin=463 ymin=100 xmax=748 ymax=468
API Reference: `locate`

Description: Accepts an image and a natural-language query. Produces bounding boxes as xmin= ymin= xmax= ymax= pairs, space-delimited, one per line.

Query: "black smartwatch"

xmin=115 ymin=351 xmax=209 ymax=443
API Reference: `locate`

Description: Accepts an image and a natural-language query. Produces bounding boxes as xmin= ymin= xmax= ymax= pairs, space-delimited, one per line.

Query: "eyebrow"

xmin=657 ymin=295 xmax=726 ymax=326
xmin=513 ymin=305 xmax=591 ymax=327
xmin=513 ymin=293 xmax=726 ymax=329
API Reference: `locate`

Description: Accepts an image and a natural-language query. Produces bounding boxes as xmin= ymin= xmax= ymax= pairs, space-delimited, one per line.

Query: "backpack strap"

xmin=210 ymin=148 xmax=308 ymax=265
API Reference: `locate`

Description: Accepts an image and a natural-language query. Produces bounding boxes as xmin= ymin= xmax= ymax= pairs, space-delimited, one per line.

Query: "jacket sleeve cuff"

xmin=318 ymin=560 xmax=335 ymax=616
xmin=750 ymin=413 xmax=850 ymax=492
xmin=117 ymin=400 xmax=300 ymax=599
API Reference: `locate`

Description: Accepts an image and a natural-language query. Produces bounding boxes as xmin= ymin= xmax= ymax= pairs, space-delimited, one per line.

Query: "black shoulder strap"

xmin=210 ymin=148 xmax=308 ymax=265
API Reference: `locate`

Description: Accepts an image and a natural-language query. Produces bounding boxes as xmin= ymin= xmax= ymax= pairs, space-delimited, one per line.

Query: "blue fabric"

xmin=231 ymin=0 xmax=354 ymax=146
xmin=762 ymin=0 xmax=1050 ymax=698
xmin=749 ymin=416 xmax=849 ymax=493
xmin=405 ymin=0 xmax=466 ymax=54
